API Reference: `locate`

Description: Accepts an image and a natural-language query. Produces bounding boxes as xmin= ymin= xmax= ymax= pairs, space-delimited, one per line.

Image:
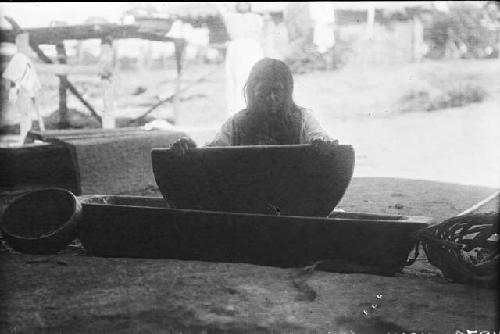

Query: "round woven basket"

xmin=0 ymin=188 xmax=82 ymax=254
xmin=420 ymin=212 xmax=498 ymax=289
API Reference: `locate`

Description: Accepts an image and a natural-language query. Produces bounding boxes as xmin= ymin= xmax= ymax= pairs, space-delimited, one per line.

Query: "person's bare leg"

xmin=17 ymin=89 xmax=33 ymax=144
xmin=32 ymin=97 xmax=45 ymax=131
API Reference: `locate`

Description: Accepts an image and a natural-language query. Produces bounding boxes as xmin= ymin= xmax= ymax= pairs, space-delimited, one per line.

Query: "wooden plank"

xmin=28 ymin=127 xmax=158 ymax=142
xmin=152 ymin=144 xmax=355 ymax=217
xmin=79 ymin=195 xmax=431 ymax=273
xmin=99 ymin=39 xmax=116 ymax=129
xmin=36 ymin=64 xmax=97 ymax=75
xmin=172 ymin=40 xmax=186 ymax=125
xmin=0 ymin=23 xmax=179 ymax=45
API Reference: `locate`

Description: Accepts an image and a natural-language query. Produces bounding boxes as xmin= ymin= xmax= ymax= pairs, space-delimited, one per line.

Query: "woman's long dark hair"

xmin=244 ymin=58 xmax=297 ymax=112
xmin=243 ymin=58 xmax=302 ymax=144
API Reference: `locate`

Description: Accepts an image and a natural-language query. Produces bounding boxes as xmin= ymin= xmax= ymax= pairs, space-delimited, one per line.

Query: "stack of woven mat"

xmin=29 ymin=128 xmax=186 ymax=195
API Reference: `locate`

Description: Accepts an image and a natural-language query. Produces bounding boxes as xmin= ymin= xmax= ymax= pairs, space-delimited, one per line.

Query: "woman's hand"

xmin=170 ymin=137 xmax=197 ymax=157
xmin=311 ymin=138 xmax=339 ymax=154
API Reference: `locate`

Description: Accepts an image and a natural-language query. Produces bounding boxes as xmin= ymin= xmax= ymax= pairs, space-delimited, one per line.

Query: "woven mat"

xmin=31 ymin=129 xmax=187 ymax=195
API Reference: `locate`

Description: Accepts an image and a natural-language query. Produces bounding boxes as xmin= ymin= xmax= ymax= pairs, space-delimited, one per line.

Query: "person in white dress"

xmin=218 ymin=2 xmax=265 ymax=115
xmin=309 ymin=2 xmax=336 ymax=69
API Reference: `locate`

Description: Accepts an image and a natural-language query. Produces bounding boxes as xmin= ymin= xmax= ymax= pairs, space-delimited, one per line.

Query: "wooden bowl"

xmin=152 ymin=144 xmax=355 ymax=217
xmin=0 ymin=188 xmax=82 ymax=254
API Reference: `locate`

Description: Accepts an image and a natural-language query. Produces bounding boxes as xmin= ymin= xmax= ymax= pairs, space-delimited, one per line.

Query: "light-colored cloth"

xmin=225 ymin=12 xmax=264 ymax=115
xmin=2 ymin=52 xmax=42 ymax=102
xmin=207 ymin=108 xmax=331 ymax=146
xmin=2 ymin=52 xmax=43 ymax=143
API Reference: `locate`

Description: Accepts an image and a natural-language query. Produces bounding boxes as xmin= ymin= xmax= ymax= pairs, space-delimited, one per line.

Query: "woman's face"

xmin=252 ymin=79 xmax=287 ymax=115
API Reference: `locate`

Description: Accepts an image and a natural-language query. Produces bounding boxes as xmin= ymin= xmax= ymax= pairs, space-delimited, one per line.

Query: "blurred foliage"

xmin=376 ymin=6 xmax=431 ymax=26
xmin=283 ymin=3 xmax=353 ymax=74
xmin=424 ymin=2 xmax=499 ymax=59
xmin=399 ymin=83 xmax=487 ymax=113
xmin=284 ymin=35 xmax=352 ymax=74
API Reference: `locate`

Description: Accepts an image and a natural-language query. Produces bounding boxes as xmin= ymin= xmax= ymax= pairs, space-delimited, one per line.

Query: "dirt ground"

xmin=1 ymin=177 xmax=498 ymax=334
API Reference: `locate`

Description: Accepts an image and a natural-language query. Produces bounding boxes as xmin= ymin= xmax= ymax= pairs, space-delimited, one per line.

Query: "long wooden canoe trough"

xmin=76 ymin=144 xmax=433 ymax=275
xmin=79 ymin=195 xmax=430 ymax=274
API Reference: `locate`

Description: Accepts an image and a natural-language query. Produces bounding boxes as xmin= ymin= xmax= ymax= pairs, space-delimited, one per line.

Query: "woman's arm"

xmin=171 ymin=117 xmax=235 ymax=156
xmin=204 ymin=118 xmax=234 ymax=147
xmin=301 ymin=109 xmax=335 ymax=143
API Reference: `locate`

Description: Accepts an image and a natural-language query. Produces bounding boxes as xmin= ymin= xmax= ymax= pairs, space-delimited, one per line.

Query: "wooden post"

xmin=76 ymin=40 xmax=84 ymax=64
xmin=99 ymin=36 xmax=116 ymax=129
xmin=172 ymin=39 xmax=186 ymax=125
xmin=145 ymin=40 xmax=153 ymax=69
xmin=56 ymin=42 xmax=69 ymax=129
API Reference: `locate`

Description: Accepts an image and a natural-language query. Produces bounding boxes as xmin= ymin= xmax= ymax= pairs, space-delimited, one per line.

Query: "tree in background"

xmin=424 ymin=2 xmax=499 ymax=59
xmin=283 ymin=2 xmax=351 ymax=73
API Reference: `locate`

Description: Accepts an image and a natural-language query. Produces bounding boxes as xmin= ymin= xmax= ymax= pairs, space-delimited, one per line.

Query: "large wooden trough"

xmin=78 ymin=144 xmax=432 ymax=274
xmin=79 ymin=195 xmax=431 ymax=274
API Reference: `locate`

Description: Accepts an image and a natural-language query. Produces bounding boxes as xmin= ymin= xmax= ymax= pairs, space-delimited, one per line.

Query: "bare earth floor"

xmin=1 ymin=177 xmax=498 ymax=334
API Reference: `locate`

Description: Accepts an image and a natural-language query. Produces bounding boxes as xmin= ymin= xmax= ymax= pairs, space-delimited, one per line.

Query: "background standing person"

xmin=218 ymin=2 xmax=265 ymax=115
xmin=2 ymin=33 xmax=44 ymax=144
xmin=262 ymin=12 xmax=289 ymax=61
xmin=309 ymin=2 xmax=336 ymax=69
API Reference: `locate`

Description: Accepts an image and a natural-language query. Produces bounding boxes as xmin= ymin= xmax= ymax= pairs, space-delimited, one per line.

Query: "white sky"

xmin=0 ymin=2 xmax=133 ymax=28
xmin=1 ymin=2 xmax=477 ymax=29
xmin=0 ymin=2 xmax=286 ymax=28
